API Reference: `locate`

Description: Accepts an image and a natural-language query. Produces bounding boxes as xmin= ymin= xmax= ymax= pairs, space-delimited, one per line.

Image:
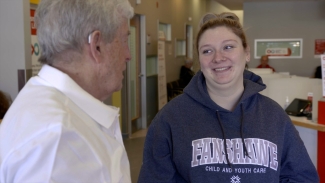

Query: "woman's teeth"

xmin=214 ymin=67 xmax=228 ymax=71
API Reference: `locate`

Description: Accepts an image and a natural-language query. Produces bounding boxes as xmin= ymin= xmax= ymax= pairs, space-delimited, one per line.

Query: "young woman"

xmin=138 ymin=12 xmax=319 ymax=182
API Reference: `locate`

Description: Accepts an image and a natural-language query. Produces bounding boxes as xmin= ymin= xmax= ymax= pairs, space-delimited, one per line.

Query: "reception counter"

xmin=290 ymin=116 xmax=325 ymax=132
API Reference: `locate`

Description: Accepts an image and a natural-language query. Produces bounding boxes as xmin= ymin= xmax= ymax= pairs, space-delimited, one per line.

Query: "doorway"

xmin=130 ymin=15 xmax=142 ymax=133
xmin=122 ymin=14 xmax=147 ymax=137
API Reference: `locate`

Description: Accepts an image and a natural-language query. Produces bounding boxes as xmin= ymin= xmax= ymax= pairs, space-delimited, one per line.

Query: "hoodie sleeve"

xmin=138 ymin=114 xmax=187 ymax=183
xmin=279 ymin=120 xmax=319 ymax=183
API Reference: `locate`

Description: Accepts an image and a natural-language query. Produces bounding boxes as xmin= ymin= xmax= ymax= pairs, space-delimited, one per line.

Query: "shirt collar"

xmin=37 ymin=64 xmax=119 ymax=129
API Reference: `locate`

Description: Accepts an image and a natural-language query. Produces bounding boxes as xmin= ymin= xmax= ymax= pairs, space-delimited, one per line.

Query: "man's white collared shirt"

xmin=0 ymin=65 xmax=131 ymax=183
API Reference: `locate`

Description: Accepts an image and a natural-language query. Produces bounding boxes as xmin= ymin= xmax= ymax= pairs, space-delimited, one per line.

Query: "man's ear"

xmin=88 ymin=30 xmax=101 ymax=63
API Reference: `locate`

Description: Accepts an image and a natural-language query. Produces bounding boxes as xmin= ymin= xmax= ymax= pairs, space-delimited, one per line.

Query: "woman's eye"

xmin=202 ymin=49 xmax=212 ymax=54
xmin=224 ymin=45 xmax=233 ymax=50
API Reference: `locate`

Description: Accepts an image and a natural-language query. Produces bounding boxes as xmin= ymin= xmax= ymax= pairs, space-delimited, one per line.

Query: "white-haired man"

xmin=0 ymin=0 xmax=134 ymax=182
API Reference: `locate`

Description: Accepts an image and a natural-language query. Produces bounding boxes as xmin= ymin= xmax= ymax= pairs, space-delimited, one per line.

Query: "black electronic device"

xmin=285 ymin=98 xmax=311 ymax=116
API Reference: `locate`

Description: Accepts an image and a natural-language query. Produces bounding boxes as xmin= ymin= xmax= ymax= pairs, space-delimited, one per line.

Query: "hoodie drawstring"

xmin=216 ymin=110 xmax=232 ymax=168
xmin=215 ymin=104 xmax=251 ymax=168
xmin=240 ymin=105 xmax=251 ymax=159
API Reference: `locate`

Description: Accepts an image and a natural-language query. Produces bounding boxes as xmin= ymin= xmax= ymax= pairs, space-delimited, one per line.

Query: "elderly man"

xmin=0 ymin=0 xmax=134 ymax=182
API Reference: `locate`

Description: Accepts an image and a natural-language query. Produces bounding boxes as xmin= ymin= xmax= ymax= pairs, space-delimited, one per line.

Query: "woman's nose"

xmin=213 ymin=51 xmax=226 ymax=62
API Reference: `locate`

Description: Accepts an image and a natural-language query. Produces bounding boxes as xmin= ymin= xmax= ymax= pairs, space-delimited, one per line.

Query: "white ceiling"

xmin=215 ymin=0 xmax=323 ymax=10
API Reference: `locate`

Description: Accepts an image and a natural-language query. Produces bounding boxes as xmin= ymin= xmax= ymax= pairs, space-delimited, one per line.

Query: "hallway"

xmin=124 ymin=129 xmax=147 ymax=183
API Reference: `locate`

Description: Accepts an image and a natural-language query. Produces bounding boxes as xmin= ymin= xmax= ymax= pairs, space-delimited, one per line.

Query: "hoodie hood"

xmin=183 ymin=69 xmax=266 ymax=111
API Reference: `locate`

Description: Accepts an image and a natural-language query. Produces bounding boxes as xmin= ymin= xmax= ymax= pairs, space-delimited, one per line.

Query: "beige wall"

xmin=244 ymin=1 xmax=325 ymax=77
xmin=129 ymin=0 xmax=207 ymax=82
xmin=206 ymin=0 xmax=243 ymax=25
xmin=0 ymin=0 xmax=32 ymax=100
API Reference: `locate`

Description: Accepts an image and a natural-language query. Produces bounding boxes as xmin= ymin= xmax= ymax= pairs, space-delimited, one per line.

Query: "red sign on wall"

xmin=315 ymin=39 xmax=325 ymax=55
xmin=30 ymin=9 xmax=37 ymax=35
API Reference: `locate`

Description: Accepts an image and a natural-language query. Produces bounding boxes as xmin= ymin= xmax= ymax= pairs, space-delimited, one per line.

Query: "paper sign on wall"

xmin=31 ymin=9 xmax=42 ymax=76
xmin=265 ymin=48 xmax=291 ymax=56
xmin=315 ymin=39 xmax=325 ymax=55
xmin=321 ymin=55 xmax=325 ymax=97
xmin=157 ymin=40 xmax=167 ymax=109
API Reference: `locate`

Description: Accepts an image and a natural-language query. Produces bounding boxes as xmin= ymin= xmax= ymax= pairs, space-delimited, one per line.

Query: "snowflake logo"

xmin=230 ymin=175 xmax=241 ymax=183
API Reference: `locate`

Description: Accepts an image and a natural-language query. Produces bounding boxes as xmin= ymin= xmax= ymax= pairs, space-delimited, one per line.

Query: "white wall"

xmin=0 ymin=0 xmax=31 ymax=100
xmin=244 ymin=1 xmax=325 ymax=77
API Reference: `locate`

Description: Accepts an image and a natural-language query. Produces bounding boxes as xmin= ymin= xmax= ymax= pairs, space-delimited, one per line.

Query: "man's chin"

xmin=115 ymin=84 xmax=123 ymax=92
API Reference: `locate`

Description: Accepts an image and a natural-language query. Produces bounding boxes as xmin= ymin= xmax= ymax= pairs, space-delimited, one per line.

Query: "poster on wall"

xmin=254 ymin=39 xmax=303 ymax=59
xmin=31 ymin=9 xmax=42 ymax=76
xmin=157 ymin=40 xmax=167 ymax=110
xmin=315 ymin=39 xmax=325 ymax=58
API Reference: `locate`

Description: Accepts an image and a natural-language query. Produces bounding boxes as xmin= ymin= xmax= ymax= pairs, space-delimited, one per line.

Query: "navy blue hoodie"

xmin=138 ymin=70 xmax=319 ymax=183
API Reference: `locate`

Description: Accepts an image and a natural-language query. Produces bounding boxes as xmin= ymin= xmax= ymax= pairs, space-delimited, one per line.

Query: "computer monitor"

xmin=285 ymin=98 xmax=311 ymax=116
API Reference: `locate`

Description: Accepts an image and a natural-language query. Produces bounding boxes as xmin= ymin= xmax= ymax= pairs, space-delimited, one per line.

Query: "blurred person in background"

xmin=0 ymin=91 xmax=10 ymax=121
xmin=179 ymin=57 xmax=195 ymax=88
xmin=256 ymin=55 xmax=275 ymax=72
xmin=314 ymin=65 xmax=322 ymax=79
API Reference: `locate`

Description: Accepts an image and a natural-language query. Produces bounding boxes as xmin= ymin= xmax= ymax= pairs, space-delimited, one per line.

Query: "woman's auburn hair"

xmin=196 ymin=12 xmax=248 ymax=55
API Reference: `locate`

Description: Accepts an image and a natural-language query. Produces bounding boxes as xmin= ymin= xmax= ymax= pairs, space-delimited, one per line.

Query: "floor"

xmin=123 ymin=128 xmax=147 ymax=183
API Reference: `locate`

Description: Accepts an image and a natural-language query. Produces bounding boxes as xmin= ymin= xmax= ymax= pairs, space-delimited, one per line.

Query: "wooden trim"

xmin=290 ymin=116 xmax=325 ymax=132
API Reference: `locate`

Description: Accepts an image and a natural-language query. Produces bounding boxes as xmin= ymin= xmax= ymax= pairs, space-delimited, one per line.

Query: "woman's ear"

xmin=245 ymin=46 xmax=251 ymax=63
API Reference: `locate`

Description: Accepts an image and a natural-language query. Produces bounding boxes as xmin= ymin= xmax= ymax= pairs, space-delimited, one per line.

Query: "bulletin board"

xmin=254 ymin=39 xmax=303 ymax=59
